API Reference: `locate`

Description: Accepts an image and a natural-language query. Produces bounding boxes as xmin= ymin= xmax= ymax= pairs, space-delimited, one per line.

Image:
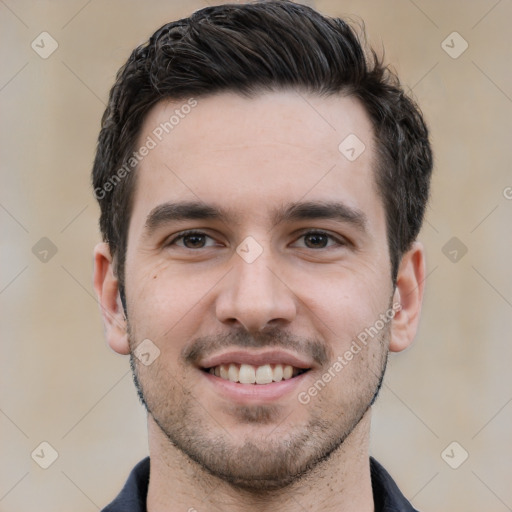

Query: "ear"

xmin=93 ymin=242 xmax=130 ymax=355
xmin=389 ymin=241 xmax=426 ymax=353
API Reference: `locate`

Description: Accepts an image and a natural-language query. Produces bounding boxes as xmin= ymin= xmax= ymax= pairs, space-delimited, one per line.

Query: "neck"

xmin=146 ymin=409 xmax=375 ymax=512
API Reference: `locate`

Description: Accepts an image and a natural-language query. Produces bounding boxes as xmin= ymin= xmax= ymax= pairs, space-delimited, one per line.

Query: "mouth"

xmin=198 ymin=349 xmax=314 ymax=387
xmin=202 ymin=363 xmax=310 ymax=385
xmin=198 ymin=350 xmax=314 ymax=403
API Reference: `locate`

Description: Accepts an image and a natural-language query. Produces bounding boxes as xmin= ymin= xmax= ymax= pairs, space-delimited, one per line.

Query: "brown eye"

xmin=303 ymin=232 xmax=329 ymax=248
xmin=182 ymin=234 xmax=207 ymax=248
xmin=168 ymin=231 xmax=218 ymax=249
xmin=293 ymin=230 xmax=345 ymax=250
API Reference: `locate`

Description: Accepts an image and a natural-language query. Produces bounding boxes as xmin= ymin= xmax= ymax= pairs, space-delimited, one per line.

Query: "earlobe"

xmin=389 ymin=241 xmax=426 ymax=353
xmin=93 ymin=242 xmax=130 ymax=355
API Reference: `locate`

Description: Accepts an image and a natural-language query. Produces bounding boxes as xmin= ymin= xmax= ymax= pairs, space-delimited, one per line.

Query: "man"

xmin=92 ymin=1 xmax=432 ymax=511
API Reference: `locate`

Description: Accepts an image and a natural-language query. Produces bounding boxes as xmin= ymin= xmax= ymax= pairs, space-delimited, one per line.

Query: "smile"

xmin=204 ymin=363 xmax=309 ymax=385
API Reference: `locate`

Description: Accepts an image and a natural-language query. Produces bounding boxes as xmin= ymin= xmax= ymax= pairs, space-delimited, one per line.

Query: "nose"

xmin=215 ymin=246 xmax=297 ymax=332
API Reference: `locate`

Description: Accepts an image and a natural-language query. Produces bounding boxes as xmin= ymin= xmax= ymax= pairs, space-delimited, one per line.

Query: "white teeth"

xmin=228 ymin=363 xmax=239 ymax=382
xmin=239 ymin=364 xmax=256 ymax=384
xmin=208 ymin=363 xmax=304 ymax=384
xmin=272 ymin=364 xmax=283 ymax=382
xmin=255 ymin=364 xmax=273 ymax=384
xmin=219 ymin=364 xmax=229 ymax=380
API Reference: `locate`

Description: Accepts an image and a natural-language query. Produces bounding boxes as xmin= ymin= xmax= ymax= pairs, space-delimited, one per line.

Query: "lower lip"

xmin=200 ymin=369 xmax=311 ymax=403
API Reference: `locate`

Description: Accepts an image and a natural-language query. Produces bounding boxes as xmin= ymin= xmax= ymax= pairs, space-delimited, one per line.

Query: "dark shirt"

xmin=102 ymin=456 xmax=419 ymax=511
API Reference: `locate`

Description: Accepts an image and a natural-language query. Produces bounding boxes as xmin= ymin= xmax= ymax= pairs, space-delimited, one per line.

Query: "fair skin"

xmin=94 ymin=90 xmax=425 ymax=512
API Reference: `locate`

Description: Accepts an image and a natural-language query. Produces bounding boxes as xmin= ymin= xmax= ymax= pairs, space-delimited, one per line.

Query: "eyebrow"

xmin=143 ymin=200 xmax=367 ymax=236
xmin=271 ymin=201 xmax=367 ymax=233
xmin=144 ymin=201 xmax=229 ymax=233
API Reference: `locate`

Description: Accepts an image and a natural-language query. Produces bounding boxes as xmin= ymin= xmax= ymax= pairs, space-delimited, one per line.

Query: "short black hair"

xmin=92 ymin=0 xmax=433 ymax=303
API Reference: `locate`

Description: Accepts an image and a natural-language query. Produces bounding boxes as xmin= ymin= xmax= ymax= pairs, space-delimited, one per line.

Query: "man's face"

xmin=123 ymin=91 xmax=394 ymax=489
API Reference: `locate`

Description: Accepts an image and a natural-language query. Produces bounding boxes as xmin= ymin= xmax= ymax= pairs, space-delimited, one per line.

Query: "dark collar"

xmin=370 ymin=457 xmax=419 ymax=511
xmin=102 ymin=456 xmax=418 ymax=511
xmin=101 ymin=457 xmax=149 ymax=512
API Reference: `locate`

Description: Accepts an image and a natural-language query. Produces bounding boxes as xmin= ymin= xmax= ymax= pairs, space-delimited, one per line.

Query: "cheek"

xmin=291 ymin=264 xmax=390 ymax=344
xmin=128 ymin=260 xmax=221 ymax=343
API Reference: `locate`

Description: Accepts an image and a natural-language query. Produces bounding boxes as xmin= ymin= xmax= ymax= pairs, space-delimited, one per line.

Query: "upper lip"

xmin=198 ymin=349 xmax=315 ymax=370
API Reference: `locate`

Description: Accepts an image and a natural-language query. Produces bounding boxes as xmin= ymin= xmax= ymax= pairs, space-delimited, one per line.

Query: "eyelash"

xmin=167 ymin=230 xmax=219 ymax=248
xmin=166 ymin=229 xmax=346 ymax=249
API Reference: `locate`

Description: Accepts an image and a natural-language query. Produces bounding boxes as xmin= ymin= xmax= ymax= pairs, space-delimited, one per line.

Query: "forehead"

xmin=129 ymin=90 xmax=382 ymax=231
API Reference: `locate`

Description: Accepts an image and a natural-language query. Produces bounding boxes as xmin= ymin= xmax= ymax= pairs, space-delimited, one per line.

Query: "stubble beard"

xmin=128 ymin=327 xmax=389 ymax=492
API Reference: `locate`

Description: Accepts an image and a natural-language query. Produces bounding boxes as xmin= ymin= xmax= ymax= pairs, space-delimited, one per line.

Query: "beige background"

xmin=1 ymin=0 xmax=511 ymax=510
